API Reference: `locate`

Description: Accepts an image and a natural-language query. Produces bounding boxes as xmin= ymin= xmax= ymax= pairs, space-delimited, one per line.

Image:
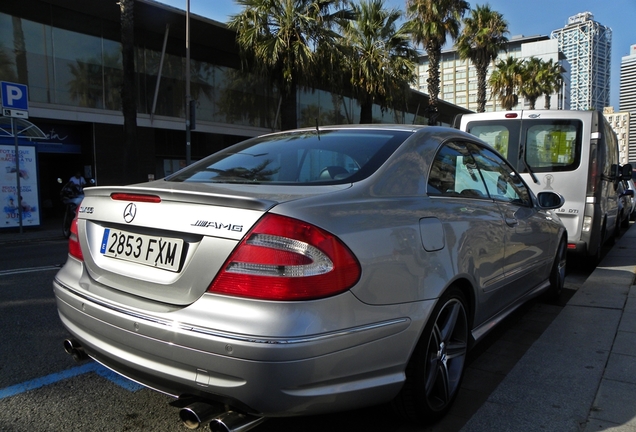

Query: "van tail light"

xmin=68 ymin=210 xmax=83 ymax=261
xmin=587 ymin=141 xmax=599 ymax=195
xmin=208 ymin=214 xmax=361 ymax=301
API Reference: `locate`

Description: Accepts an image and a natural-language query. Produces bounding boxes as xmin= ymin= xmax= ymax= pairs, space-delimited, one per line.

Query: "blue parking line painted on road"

xmin=94 ymin=366 xmax=145 ymax=392
xmin=0 ymin=361 xmax=143 ymax=399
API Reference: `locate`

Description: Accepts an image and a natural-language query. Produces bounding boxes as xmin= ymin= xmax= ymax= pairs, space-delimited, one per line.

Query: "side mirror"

xmin=621 ymin=164 xmax=633 ymax=181
xmin=623 ymin=189 xmax=634 ymax=197
xmin=537 ymin=191 xmax=565 ymax=210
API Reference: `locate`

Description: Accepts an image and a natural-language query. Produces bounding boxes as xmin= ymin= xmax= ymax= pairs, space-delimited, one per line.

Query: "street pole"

xmin=185 ymin=0 xmax=191 ymax=166
xmin=12 ymin=117 xmax=23 ymax=233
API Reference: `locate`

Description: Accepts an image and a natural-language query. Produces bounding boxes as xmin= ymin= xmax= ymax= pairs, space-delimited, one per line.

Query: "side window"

xmin=427 ymin=142 xmax=488 ymax=198
xmin=471 ymin=145 xmax=531 ymax=206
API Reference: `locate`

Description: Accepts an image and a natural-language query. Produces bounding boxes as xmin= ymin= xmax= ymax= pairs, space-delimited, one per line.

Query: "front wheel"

xmin=393 ymin=286 xmax=469 ymax=424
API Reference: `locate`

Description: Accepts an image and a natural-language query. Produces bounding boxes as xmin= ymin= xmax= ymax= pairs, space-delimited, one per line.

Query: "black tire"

xmin=584 ymin=222 xmax=604 ymax=268
xmin=62 ymin=207 xmax=73 ymax=238
xmin=610 ymin=216 xmax=620 ymax=245
xmin=393 ymin=286 xmax=469 ymax=424
xmin=546 ymin=237 xmax=567 ymax=299
xmin=622 ymin=212 xmax=630 ymax=228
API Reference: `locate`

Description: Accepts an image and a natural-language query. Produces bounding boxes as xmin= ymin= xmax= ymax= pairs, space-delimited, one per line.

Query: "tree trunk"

xmin=12 ymin=17 xmax=28 ymax=84
xmin=359 ymin=101 xmax=373 ymax=124
xmin=279 ymin=79 xmax=298 ymax=131
xmin=476 ymin=63 xmax=487 ymax=113
xmin=120 ymin=0 xmax=139 ymax=184
xmin=426 ymin=42 xmax=441 ymax=123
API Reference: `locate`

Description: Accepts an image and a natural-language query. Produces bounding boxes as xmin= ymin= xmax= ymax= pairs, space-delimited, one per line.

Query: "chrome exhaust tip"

xmin=63 ymin=339 xmax=88 ymax=362
xmin=209 ymin=411 xmax=265 ymax=432
xmin=179 ymin=401 xmax=225 ymax=430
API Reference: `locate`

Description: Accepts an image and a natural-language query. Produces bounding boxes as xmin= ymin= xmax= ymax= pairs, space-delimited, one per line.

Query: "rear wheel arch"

xmin=447 ymin=279 xmax=475 ymax=333
xmin=393 ymin=282 xmax=472 ymax=424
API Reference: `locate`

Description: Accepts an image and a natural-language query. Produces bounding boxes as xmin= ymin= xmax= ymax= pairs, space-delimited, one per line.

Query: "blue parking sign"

xmin=1 ymin=82 xmax=29 ymax=111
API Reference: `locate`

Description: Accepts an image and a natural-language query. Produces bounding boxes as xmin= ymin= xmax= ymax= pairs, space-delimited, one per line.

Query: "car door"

xmin=426 ymin=141 xmax=509 ymax=324
xmin=470 ymin=144 xmax=555 ymax=298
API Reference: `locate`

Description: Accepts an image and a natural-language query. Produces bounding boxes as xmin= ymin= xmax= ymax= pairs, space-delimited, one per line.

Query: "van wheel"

xmin=393 ymin=287 xmax=468 ymax=424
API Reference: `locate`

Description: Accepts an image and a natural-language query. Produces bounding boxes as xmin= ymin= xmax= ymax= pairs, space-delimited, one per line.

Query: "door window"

xmin=427 ymin=142 xmax=488 ymax=198
xmin=471 ymin=146 xmax=531 ymax=206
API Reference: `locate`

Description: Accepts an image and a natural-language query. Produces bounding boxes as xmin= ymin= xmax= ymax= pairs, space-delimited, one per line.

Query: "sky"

xmin=155 ymin=0 xmax=636 ymax=108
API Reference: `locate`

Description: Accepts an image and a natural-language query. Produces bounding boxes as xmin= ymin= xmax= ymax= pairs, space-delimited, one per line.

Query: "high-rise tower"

xmin=620 ymin=45 xmax=636 ymax=162
xmin=551 ymin=12 xmax=612 ymax=111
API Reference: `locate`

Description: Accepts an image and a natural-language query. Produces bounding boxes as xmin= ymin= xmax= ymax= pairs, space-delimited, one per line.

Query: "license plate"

xmin=100 ymin=228 xmax=184 ymax=272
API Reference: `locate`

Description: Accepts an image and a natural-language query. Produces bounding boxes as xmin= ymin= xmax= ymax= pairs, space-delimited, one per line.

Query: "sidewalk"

xmin=462 ymin=225 xmax=636 ymax=432
xmin=0 ymin=216 xmax=65 ymax=244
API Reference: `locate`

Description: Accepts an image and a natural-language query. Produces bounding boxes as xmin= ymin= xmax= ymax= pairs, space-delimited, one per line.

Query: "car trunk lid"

xmin=75 ymin=182 xmax=349 ymax=305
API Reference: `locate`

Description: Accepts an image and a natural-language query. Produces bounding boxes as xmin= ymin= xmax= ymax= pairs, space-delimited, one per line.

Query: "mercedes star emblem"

xmin=123 ymin=203 xmax=137 ymax=223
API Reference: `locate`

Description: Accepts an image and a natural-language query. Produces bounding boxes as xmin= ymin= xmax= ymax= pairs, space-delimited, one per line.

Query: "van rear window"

xmin=524 ymin=121 xmax=580 ymax=172
xmin=468 ymin=125 xmax=510 ymax=156
xmin=468 ymin=120 xmax=581 ymax=173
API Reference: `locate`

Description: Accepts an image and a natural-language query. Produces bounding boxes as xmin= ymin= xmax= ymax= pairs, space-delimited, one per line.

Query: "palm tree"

xmin=539 ymin=59 xmax=563 ymax=109
xmin=339 ymin=0 xmax=417 ymax=124
xmin=229 ymin=0 xmax=351 ymax=131
xmin=456 ymin=4 xmax=509 ymax=113
xmin=0 ymin=43 xmax=17 ymax=82
xmin=12 ymin=16 xmax=28 ymax=84
xmin=489 ymin=56 xmax=523 ymax=110
xmin=405 ymin=0 xmax=468 ymax=124
xmin=216 ymin=68 xmax=279 ymax=129
xmin=68 ymin=59 xmax=102 ymax=108
xmin=519 ymin=57 xmax=543 ymax=110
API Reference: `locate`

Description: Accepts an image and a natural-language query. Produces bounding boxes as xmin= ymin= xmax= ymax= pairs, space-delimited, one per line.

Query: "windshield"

xmin=167 ymin=129 xmax=412 ymax=185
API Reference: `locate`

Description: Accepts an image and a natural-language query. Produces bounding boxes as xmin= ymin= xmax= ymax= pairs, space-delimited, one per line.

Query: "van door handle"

xmin=505 ymin=218 xmax=518 ymax=227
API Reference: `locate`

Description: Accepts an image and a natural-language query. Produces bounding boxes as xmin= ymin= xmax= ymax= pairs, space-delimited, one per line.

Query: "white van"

xmin=453 ymin=110 xmax=631 ymax=263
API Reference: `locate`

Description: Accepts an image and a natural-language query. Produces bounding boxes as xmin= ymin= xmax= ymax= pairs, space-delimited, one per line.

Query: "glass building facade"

xmin=0 ymin=6 xmax=427 ymax=132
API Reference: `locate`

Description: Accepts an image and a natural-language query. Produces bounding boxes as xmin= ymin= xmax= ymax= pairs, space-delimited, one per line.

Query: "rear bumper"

xmin=53 ymin=277 xmax=432 ymax=417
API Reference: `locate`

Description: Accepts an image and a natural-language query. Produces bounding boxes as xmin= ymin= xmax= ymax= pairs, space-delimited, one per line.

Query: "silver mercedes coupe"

xmin=54 ymin=125 xmax=566 ymax=431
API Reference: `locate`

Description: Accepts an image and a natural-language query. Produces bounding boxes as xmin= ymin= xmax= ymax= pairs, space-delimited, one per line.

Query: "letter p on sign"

xmin=1 ymin=82 xmax=29 ymax=111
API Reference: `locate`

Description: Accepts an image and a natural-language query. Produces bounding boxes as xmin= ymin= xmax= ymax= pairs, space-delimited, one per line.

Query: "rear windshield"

xmin=167 ymin=129 xmax=412 ymax=184
xmin=467 ymin=119 xmax=582 ymax=173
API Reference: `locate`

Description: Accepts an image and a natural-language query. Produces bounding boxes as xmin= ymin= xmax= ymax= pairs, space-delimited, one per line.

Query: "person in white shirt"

xmin=69 ymin=171 xmax=86 ymax=192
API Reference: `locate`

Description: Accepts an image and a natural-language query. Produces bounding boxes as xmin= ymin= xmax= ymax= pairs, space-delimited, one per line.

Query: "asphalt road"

xmin=0 ymin=238 xmax=591 ymax=432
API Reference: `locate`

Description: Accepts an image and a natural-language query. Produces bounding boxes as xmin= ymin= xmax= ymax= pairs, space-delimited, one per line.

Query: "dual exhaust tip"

xmin=179 ymin=402 xmax=265 ymax=432
xmin=63 ymin=339 xmax=264 ymax=432
xmin=63 ymin=338 xmax=88 ymax=362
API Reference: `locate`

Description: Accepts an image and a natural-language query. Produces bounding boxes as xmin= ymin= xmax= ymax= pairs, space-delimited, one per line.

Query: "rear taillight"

xmin=68 ymin=211 xmax=83 ymax=261
xmin=208 ymin=214 xmax=361 ymax=301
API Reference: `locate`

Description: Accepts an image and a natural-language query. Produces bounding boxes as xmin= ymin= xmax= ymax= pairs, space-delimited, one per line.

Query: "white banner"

xmin=1 ymin=144 xmax=40 ymax=228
